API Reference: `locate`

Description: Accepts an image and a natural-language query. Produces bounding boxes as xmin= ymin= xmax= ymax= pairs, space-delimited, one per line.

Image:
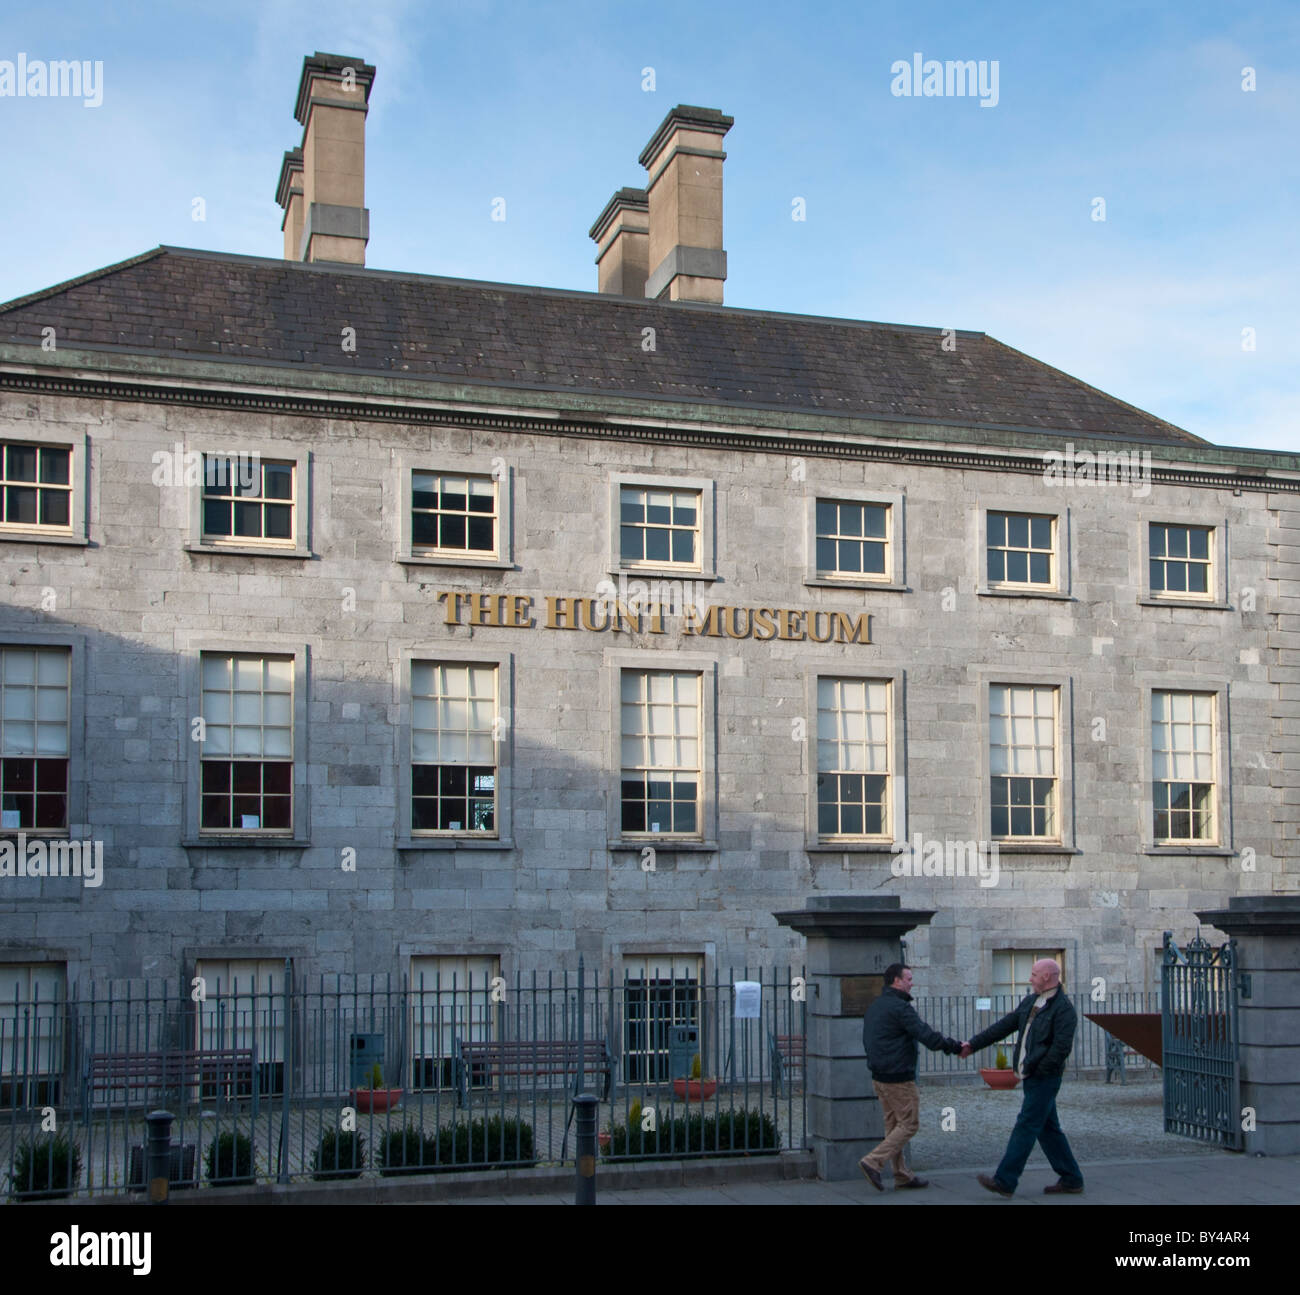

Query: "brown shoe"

xmin=896 ymin=1176 xmax=929 ymax=1189
xmin=859 ymin=1158 xmax=884 ymax=1191
xmin=1044 ymin=1179 xmax=1084 ymax=1195
xmin=977 ymin=1173 xmax=1013 ymax=1197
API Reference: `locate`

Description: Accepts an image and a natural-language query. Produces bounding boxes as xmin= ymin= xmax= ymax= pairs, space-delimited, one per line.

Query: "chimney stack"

xmin=589 ymin=188 xmax=649 ymax=296
xmin=277 ymin=52 xmax=375 ymax=265
xmin=637 ymin=105 xmax=733 ymax=303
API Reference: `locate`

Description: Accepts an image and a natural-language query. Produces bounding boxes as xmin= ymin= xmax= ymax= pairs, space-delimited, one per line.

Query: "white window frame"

xmin=608 ymin=472 xmax=717 ymax=581
xmin=972 ymin=669 xmax=1076 ymax=852
xmin=180 ymin=639 xmax=309 ymax=845
xmin=0 ymin=961 xmax=67 ymax=1108
xmin=606 ymin=650 xmax=717 ymax=848
xmin=805 ymin=489 xmax=906 ymax=589
xmin=409 ymin=954 xmax=501 ymax=1091
xmin=184 ymin=443 xmax=311 ymax=558
xmin=397 ymin=453 xmax=515 ymax=569
xmin=813 ymin=676 xmax=894 ymax=843
xmin=0 ymin=430 xmax=88 ymax=547
xmin=1150 ymin=689 xmax=1218 ymax=846
xmin=977 ymin=500 xmax=1071 ymax=599
xmin=991 ymin=948 xmax=1067 ymax=999
xmin=1144 ymin=520 xmax=1220 ymax=605
xmin=0 ymin=632 xmax=85 ymax=838
xmin=396 ymin=646 xmax=514 ymax=849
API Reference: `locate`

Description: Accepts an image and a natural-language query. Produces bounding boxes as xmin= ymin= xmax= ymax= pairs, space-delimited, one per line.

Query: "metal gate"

xmin=1161 ymin=931 xmax=1242 ymax=1150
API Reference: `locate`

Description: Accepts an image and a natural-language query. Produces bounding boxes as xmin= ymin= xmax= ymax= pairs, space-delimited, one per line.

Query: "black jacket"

xmin=862 ymin=987 xmax=961 ymax=1082
xmin=969 ymin=987 xmax=1077 ymax=1078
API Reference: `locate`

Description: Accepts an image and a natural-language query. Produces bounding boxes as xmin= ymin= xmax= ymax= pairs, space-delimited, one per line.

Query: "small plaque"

xmin=840 ymin=974 xmax=885 ymax=1017
xmin=976 ymin=996 xmax=992 ymax=1011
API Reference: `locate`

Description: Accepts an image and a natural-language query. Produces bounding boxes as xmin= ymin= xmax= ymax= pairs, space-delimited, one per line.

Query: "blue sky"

xmin=1 ymin=0 xmax=1296 ymax=450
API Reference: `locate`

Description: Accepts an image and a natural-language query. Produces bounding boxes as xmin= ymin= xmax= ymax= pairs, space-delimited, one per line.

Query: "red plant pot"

xmin=350 ymin=1088 xmax=403 ymax=1113
xmin=672 ymin=1079 xmax=718 ymax=1101
xmin=598 ymin=1132 xmax=611 ymax=1153
xmin=979 ymin=1069 xmax=1020 ymax=1090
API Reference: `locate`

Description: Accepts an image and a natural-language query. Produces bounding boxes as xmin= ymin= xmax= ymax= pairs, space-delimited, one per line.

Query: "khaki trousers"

xmin=862 ymin=1080 xmax=920 ymax=1182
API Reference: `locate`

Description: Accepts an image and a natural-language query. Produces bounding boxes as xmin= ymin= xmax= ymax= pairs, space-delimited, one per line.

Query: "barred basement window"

xmin=1152 ymin=691 xmax=1216 ymax=842
xmin=988 ymin=513 xmax=1054 ymax=587
xmin=411 ymin=662 xmax=497 ymax=833
xmin=0 ymin=963 xmax=66 ymax=1108
xmin=410 ymin=954 xmax=500 ymax=1090
xmin=620 ymin=670 xmax=700 ymax=836
xmin=817 ymin=678 xmax=890 ymax=838
xmin=1149 ymin=523 xmax=1212 ymax=598
xmin=620 ymin=486 xmax=700 ymax=569
xmin=990 ymin=684 xmax=1058 ymax=839
xmin=0 ymin=647 xmax=69 ymax=832
xmin=815 ymin=500 xmax=889 ymax=579
xmin=202 ymin=456 xmax=294 ymax=543
xmin=0 ymin=443 xmax=71 ymax=530
xmin=199 ymin=654 xmax=293 ymax=832
xmin=412 ymin=472 xmax=497 ymax=555
xmin=194 ymin=959 xmax=286 ymax=1097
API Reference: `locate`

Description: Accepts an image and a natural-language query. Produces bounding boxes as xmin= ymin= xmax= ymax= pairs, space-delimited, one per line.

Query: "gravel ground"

xmin=907 ymin=1075 xmax=1212 ymax=1172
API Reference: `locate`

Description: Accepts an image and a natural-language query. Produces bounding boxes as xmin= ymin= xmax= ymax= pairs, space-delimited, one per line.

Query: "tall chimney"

xmin=638 ymin=105 xmax=733 ymax=303
xmin=275 ymin=148 xmax=304 ymax=261
xmin=589 ymin=188 xmax=649 ymax=296
xmin=277 ymin=52 xmax=375 ymax=265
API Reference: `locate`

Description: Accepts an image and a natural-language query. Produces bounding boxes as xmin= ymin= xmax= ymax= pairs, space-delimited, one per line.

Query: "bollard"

xmin=144 ymin=1109 xmax=174 ymax=1205
xmin=573 ymin=1092 xmax=598 ymax=1205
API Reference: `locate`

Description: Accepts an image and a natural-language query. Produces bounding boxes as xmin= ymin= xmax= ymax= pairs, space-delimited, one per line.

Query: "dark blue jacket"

xmin=862 ymin=987 xmax=961 ymax=1082
xmin=969 ymin=988 xmax=1077 ymax=1078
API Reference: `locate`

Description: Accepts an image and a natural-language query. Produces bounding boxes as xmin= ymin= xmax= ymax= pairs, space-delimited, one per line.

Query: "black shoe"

xmin=1044 ymin=1179 xmax=1084 ymax=1195
xmin=896 ymin=1176 xmax=929 ymax=1189
xmin=859 ymin=1158 xmax=884 ymax=1191
xmin=977 ymin=1173 xmax=1013 ymax=1197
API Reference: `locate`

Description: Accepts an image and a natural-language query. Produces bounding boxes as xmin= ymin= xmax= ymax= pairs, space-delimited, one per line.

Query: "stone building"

xmin=0 ymin=52 xmax=1297 ymax=1033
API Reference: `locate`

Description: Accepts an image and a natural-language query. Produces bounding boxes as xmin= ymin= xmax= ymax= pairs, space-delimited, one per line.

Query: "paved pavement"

xmin=434 ymin=1151 xmax=1299 ymax=1205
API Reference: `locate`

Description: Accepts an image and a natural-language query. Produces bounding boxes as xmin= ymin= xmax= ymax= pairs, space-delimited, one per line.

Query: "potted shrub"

xmin=311 ymin=1127 xmax=365 ymax=1180
xmin=9 ymin=1131 xmax=82 ymax=1200
xmin=980 ymin=1046 xmax=1020 ymax=1089
xmin=598 ymin=1123 xmax=612 ymax=1153
xmin=350 ymin=1061 xmax=402 ymax=1114
xmin=672 ymin=1052 xmax=718 ymax=1102
xmin=204 ymin=1130 xmax=254 ymax=1186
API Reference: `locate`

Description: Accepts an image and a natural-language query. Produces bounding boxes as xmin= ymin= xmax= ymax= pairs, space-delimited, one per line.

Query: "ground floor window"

xmin=991 ymin=949 xmax=1066 ymax=1000
xmin=621 ymin=955 xmax=702 ymax=1084
xmin=0 ymin=962 xmax=65 ymax=1107
xmin=410 ymin=955 xmax=500 ymax=1090
xmin=194 ymin=958 xmax=287 ymax=1096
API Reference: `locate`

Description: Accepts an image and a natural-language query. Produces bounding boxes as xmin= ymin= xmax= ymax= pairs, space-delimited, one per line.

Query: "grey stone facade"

xmin=0 ymin=270 xmax=1297 ymax=1001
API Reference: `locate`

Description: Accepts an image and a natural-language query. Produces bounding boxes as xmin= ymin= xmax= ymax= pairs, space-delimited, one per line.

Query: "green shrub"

xmin=378 ymin=1125 xmax=438 ymax=1176
xmin=311 ymin=1127 xmax=365 ymax=1180
xmin=10 ymin=1131 xmax=81 ymax=1200
xmin=436 ymin=1116 xmax=534 ymax=1169
xmin=610 ymin=1107 xmax=780 ymax=1161
xmin=205 ymin=1130 xmax=254 ymax=1185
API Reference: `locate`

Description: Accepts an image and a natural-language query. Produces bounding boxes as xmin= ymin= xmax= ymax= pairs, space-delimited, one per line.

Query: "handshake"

xmin=953 ymin=1040 xmax=975 ymax=1059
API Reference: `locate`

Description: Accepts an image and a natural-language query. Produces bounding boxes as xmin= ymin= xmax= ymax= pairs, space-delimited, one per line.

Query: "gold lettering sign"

xmin=435 ymin=592 xmax=871 ymax=645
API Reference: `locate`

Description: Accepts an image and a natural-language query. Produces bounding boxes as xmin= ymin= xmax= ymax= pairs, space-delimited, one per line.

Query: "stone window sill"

xmin=398 ymin=554 xmax=515 ymax=570
xmin=1137 ymin=598 xmax=1232 ymax=611
xmin=805 ymin=580 xmax=908 ymax=593
xmin=0 ymin=531 xmax=88 ymax=546
xmin=608 ymin=840 xmax=718 ymax=852
xmin=182 ymin=837 xmax=311 ymax=849
xmin=396 ymin=838 xmax=515 ymax=851
xmin=184 ymin=542 xmax=311 ymax=560
xmin=978 ymin=587 xmax=1074 ymax=601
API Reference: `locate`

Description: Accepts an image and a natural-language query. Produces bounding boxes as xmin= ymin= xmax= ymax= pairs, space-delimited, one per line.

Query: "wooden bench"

xmin=83 ymin=1049 xmax=257 ymax=1116
xmin=453 ymin=1038 xmax=613 ymax=1107
xmin=769 ymin=1032 xmax=805 ymax=1095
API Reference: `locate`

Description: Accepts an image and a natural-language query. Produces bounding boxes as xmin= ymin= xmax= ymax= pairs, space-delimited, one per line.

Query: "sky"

xmin=1 ymin=0 xmax=1296 ymax=451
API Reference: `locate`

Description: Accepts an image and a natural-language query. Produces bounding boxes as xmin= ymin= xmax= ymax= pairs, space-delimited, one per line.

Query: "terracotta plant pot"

xmin=979 ymin=1068 xmax=1020 ymax=1090
xmin=598 ymin=1132 xmax=611 ymax=1152
xmin=672 ymin=1078 xmax=718 ymax=1101
xmin=350 ymin=1087 xmax=403 ymax=1113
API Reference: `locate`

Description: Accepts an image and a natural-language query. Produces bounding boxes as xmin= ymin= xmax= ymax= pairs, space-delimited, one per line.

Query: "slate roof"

xmin=0 ymin=246 xmax=1202 ymax=444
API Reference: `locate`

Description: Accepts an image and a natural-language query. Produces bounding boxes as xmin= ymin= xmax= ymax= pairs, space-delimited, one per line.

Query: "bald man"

xmin=961 ymin=958 xmax=1084 ymax=1196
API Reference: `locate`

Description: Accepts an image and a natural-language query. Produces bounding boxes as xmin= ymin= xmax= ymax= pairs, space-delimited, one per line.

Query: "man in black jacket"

xmin=859 ymin=962 xmax=963 ymax=1191
xmin=963 ymin=958 xmax=1085 ymax=1196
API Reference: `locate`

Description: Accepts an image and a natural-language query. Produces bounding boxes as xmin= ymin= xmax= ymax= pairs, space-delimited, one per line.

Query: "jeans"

xmin=993 ymin=1073 xmax=1083 ymax=1192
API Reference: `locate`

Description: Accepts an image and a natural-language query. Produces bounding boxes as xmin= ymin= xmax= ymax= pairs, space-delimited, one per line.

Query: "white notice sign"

xmin=976 ymin=997 xmax=992 ymax=1011
xmin=733 ymin=981 xmax=762 ymax=1019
